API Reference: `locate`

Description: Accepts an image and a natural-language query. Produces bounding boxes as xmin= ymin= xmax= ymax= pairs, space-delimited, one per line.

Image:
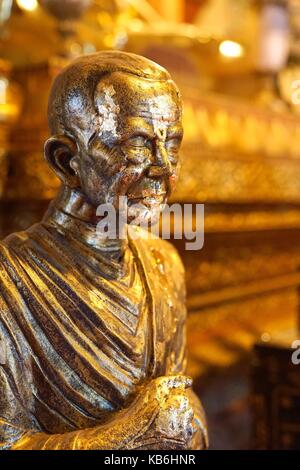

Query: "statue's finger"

xmin=150 ymin=375 xmax=192 ymax=402
xmin=166 ymin=375 xmax=193 ymax=390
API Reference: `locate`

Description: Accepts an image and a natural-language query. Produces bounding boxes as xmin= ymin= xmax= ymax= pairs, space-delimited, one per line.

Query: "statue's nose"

xmin=147 ymin=140 xmax=172 ymax=177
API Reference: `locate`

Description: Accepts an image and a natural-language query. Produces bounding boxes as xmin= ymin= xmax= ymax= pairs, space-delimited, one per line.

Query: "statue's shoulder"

xmin=131 ymin=230 xmax=185 ymax=290
xmin=0 ymin=224 xmax=44 ymax=277
xmin=1 ymin=226 xmax=33 ymax=246
xmin=1 ymin=222 xmax=44 ymax=249
xmin=150 ymin=236 xmax=185 ymax=276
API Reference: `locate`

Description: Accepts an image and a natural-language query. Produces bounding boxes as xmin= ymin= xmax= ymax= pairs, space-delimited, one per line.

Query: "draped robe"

xmin=0 ymin=207 xmax=187 ymax=449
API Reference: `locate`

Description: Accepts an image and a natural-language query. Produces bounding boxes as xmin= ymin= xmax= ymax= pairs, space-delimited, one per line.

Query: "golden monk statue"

xmin=0 ymin=51 xmax=208 ymax=450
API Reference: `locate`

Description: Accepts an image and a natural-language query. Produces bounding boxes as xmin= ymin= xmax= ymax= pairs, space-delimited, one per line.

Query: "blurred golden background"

xmin=2 ymin=0 xmax=300 ymax=449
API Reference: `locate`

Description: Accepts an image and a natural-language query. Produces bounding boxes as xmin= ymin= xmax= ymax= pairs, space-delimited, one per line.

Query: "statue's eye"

xmin=166 ymin=137 xmax=181 ymax=152
xmin=166 ymin=138 xmax=181 ymax=163
xmin=123 ymin=135 xmax=152 ymax=164
xmin=127 ymin=135 xmax=150 ymax=148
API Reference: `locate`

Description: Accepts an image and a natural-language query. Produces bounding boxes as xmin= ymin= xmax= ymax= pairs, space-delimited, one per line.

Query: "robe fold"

xmin=0 ymin=210 xmax=187 ymax=449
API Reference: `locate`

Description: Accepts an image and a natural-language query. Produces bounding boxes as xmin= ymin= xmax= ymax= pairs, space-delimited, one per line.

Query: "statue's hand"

xmin=154 ymin=380 xmax=194 ymax=446
xmin=127 ymin=375 xmax=196 ymax=450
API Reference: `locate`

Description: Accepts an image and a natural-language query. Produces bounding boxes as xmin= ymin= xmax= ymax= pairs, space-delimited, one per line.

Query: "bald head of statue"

xmin=45 ymin=51 xmax=183 ymax=223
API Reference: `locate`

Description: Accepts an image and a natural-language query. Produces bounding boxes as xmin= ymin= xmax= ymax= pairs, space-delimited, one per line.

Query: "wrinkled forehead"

xmin=94 ymin=71 xmax=182 ymax=123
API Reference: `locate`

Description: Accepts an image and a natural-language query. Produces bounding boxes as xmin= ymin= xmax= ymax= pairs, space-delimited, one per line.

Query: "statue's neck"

xmin=43 ymin=185 xmax=128 ymax=258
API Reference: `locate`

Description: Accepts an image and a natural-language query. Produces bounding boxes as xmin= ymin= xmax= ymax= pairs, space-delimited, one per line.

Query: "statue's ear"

xmin=44 ymin=135 xmax=79 ymax=188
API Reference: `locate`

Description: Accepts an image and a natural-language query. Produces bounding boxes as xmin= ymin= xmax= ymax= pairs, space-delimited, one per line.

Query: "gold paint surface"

xmin=0 ymin=51 xmax=207 ymax=450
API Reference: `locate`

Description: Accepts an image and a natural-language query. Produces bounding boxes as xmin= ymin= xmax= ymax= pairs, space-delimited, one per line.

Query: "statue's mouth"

xmin=127 ymin=178 xmax=167 ymax=206
xmin=127 ymin=194 xmax=166 ymax=210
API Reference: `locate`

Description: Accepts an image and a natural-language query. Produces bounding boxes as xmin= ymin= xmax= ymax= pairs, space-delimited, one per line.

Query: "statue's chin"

xmin=127 ymin=202 xmax=163 ymax=228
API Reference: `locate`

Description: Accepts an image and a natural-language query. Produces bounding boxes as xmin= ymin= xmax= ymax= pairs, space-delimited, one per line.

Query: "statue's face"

xmin=73 ymin=72 xmax=183 ymax=224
